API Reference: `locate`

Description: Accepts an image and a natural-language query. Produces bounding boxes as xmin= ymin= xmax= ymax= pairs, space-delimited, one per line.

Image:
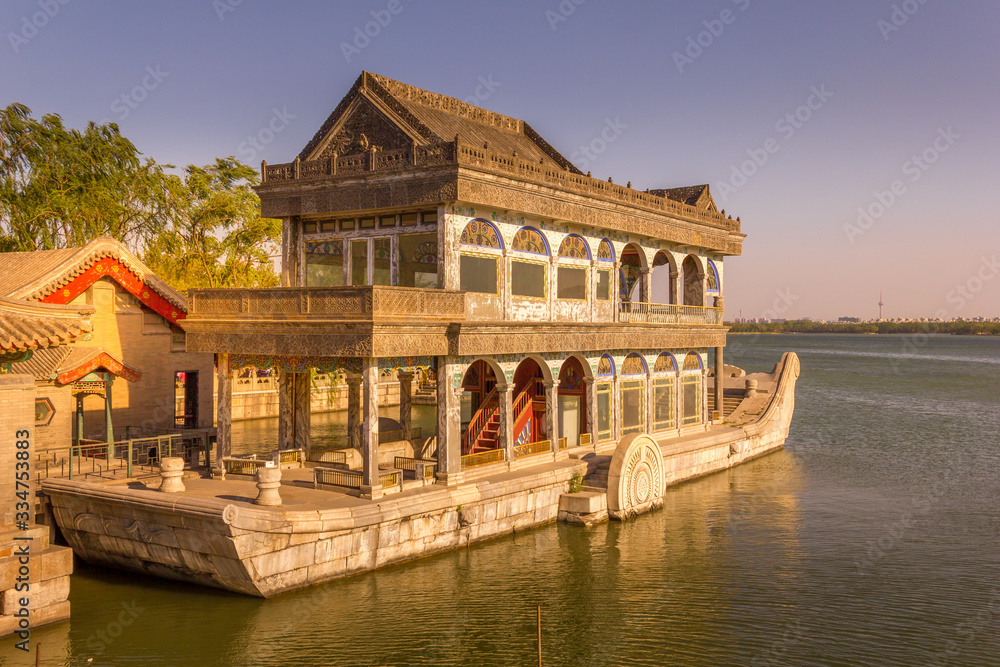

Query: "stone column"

xmin=277 ymin=369 xmax=293 ymax=451
xmin=714 ymin=346 xmax=725 ymax=422
xmin=640 ymin=267 xmax=652 ymax=304
xmin=670 ymin=270 xmax=680 ymax=305
xmin=293 ymin=371 xmax=311 ymax=450
xmin=346 ymin=374 xmax=362 ymax=451
xmin=216 ymin=353 xmax=232 ymax=464
xmin=398 ymin=371 xmax=414 ymax=442
xmin=1 ymin=375 xmax=35 ymax=527
xmin=436 ymin=357 xmax=462 ymax=483
xmin=361 ymin=357 xmax=381 ymax=499
xmin=612 ymin=261 xmax=621 ymax=321
xmin=583 ymin=377 xmax=597 ymax=447
xmin=544 ymin=379 xmax=559 ymax=453
xmin=497 ymin=383 xmax=513 ymax=466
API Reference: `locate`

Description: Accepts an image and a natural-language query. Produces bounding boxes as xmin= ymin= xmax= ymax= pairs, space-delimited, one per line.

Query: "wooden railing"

xmin=314 ymin=466 xmax=402 ymax=490
xmin=462 ymin=388 xmax=499 ymax=453
xmin=222 ymin=456 xmax=273 ymax=477
xmin=619 ymin=302 xmax=724 ymax=326
xmin=393 ymin=456 xmax=437 ymax=480
xmin=461 ymin=448 xmax=506 ymax=469
xmin=513 ymin=440 xmax=551 ymax=459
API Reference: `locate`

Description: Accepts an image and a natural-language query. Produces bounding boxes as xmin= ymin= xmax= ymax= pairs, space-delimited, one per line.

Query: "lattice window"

xmin=558 ymin=235 xmax=590 ymax=259
xmin=654 ymin=353 xmax=676 ymax=373
xmin=683 ymin=352 xmax=702 ymax=371
xmin=620 ymin=379 xmax=646 ymax=435
xmin=653 ymin=377 xmax=676 ymax=431
xmin=597 ymin=239 xmax=614 ymax=261
xmin=511 ymin=227 xmax=548 ymax=255
xmin=597 ymin=355 xmax=614 ymax=376
xmin=460 ymin=219 xmax=501 ymax=249
xmin=621 ymin=353 xmax=646 ymax=375
xmin=306 ymin=240 xmax=343 ymax=256
xmin=682 ymin=375 xmax=702 ymax=426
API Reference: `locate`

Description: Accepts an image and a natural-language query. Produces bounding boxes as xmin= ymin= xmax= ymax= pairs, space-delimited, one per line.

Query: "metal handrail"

xmin=513 ymin=440 xmax=551 ymax=459
xmin=461 ymin=448 xmax=506 ymax=469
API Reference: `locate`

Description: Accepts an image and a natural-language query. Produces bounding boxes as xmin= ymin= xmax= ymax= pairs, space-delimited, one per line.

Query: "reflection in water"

xmin=28 ymin=335 xmax=1000 ymax=666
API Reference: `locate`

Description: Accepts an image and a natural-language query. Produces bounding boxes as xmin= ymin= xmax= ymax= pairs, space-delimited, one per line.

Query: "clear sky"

xmin=3 ymin=0 xmax=998 ymax=320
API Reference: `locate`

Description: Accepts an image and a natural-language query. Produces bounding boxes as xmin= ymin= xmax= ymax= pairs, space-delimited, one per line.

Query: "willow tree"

xmin=0 ymin=103 xmax=171 ymax=252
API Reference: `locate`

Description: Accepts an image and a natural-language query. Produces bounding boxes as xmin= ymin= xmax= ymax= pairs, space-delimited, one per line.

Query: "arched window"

xmin=683 ymin=352 xmax=702 ymax=371
xmin=621 ymin=353 xmax=647 ymax=375
xmin=620 ymin=244 xmax=645 ymax=302
xmin=558 ymin=235 xmax=590 ymax=259
xmin=597 ymin=354 xmax=615 ymax=376
xmin=654 ymin=353 xmax=677 ymax=373
xmin=511 ymin=227 xmax=549 ymax=255
xmin=460 ymin=219 xmax=502 ymax=249
xmin=682 ymin=255 xmax=704 ymax=307
xmin=596 ymin=239 xmax=614 ymax=261
xmin=707 ymin=260 xmax=720 ymax=292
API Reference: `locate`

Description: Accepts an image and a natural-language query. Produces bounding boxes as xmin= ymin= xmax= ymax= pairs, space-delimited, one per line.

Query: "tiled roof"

xmin=298 ymin=72 xmax=583 ymax=174
xmin=650 ymin=185 xmax=710 ymax=207
xmin=0 ymin=296 xmax=93 ymax=355
xmin=10 ymin=345 xmax=141 ymax=383
xmin=0 ymin=237 xmax=187 ymax=310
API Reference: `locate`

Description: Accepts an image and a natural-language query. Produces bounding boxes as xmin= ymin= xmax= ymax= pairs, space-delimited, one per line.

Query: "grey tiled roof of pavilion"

xmin=0 ymin=237 xmax=187 ymax=310
xmin=10 ymin=345 xmax=140 ymax=382
xmin=0 ymin=296 xmax=93 ymax=355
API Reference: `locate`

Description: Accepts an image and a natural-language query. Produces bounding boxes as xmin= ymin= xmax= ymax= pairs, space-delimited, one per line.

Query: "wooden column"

xmin=497 ymin=383 xmax=513 ymax=466
xmin=714 ymin=346 xmax=725 ymax=422
xmin=361 ymin=358 xmax=381 ymax=499
xmin=346 ymin=374 xmax=362 ymax=451
xmin=544 ymin=379 xmax=559 ymax=453
xmin=278 ymin=369 xmax=293 ymax=450
xmin=216 ymin=353 xmax=232 ymax=464
xmin=293 ymin=371 xmax=311 ymax=450
xmin=104 ymin=375 xmax=114 ymax=459
xmin=436 ymin=357 xmax=462 ymax=483
xmin=398 ymin=371 xmax=414 ymax=443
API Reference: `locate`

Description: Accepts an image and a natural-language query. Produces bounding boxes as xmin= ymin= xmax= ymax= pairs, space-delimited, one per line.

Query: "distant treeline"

xmin=727 ymin=321 xmax=1000 ymax=336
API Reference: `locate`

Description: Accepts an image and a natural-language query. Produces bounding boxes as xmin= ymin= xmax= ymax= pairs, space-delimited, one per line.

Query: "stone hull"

xmin=44 ymin=354 xmax=798 ymax=597
xmin=43 ymin=465 xmax=581 ymax=598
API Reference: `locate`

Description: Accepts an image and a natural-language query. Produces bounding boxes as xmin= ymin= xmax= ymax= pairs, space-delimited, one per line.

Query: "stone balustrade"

xmin=188 ymin=286 xmax=465 ymax=323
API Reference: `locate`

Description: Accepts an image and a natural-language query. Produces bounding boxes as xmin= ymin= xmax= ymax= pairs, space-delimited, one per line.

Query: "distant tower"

xmin=878 ymin=290 xmax=885 ymax=321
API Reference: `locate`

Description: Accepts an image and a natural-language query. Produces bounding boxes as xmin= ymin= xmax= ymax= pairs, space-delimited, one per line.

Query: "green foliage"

xmin=143 ymin=158 xmax=280 ymax=289
xmin=0 ymin=103 xmax=280 ymax=289
xmin=569 ymin=471 xmax=584 ymax=494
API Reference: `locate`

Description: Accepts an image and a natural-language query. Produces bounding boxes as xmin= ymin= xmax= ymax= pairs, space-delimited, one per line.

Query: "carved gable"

xmin=316 ymin=98 xmax=413 ymax=158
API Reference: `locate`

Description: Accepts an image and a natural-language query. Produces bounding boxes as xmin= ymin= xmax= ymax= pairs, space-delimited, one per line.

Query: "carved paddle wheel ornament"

xmin=607 ymin=434 xmax=665 ymax=519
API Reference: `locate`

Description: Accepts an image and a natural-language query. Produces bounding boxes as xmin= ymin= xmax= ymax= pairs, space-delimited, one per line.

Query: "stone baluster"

xmin=159 ymin=457 xmax=185 ymax=493
xmin=255 ymin=467 xmax=282 ymax=506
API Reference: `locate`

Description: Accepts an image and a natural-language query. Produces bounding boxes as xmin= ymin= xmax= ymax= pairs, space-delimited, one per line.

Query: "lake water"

xmin=5 ymin=334 xmax=999 ymax=666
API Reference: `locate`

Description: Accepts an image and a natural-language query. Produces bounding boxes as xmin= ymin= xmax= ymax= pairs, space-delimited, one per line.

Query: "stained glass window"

xmin=682 ymin=375 xmax=702 ymax=425
xmin=621 ymin=380 xmax=646 ymax=435
xmin=305 ymin=239 xmax=344 ymax=287
xmin=653 ymin=377 xmax=676 ymax=431
xmin=596 ymin=382 xmax=613 ymax=442
xmin=707 ymin=260 xmax=720 ymax=291
xmin=597 ymin=355 xmax=614 ymax=376
xmin=398 ymin=233 xmax=437 ymax=288
xmin=621 ymin=353 xmax=646 ymax=375
xmin=558 ymin=235 xmax=590 ymax=259
xmin=511 ymin=227 xmax=548 ymax=255
xmin=683 ymin=352 xmax=702 ymax=371
xmin=559 ymin=360 xmax=584 ymax=391
xmin=597 ymin=240 xmax=614 ymax=261
xmin=460 ymin=219 xmax=501 ymax=249
xmin=654 ymin=353 xmax=676 ymax=373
